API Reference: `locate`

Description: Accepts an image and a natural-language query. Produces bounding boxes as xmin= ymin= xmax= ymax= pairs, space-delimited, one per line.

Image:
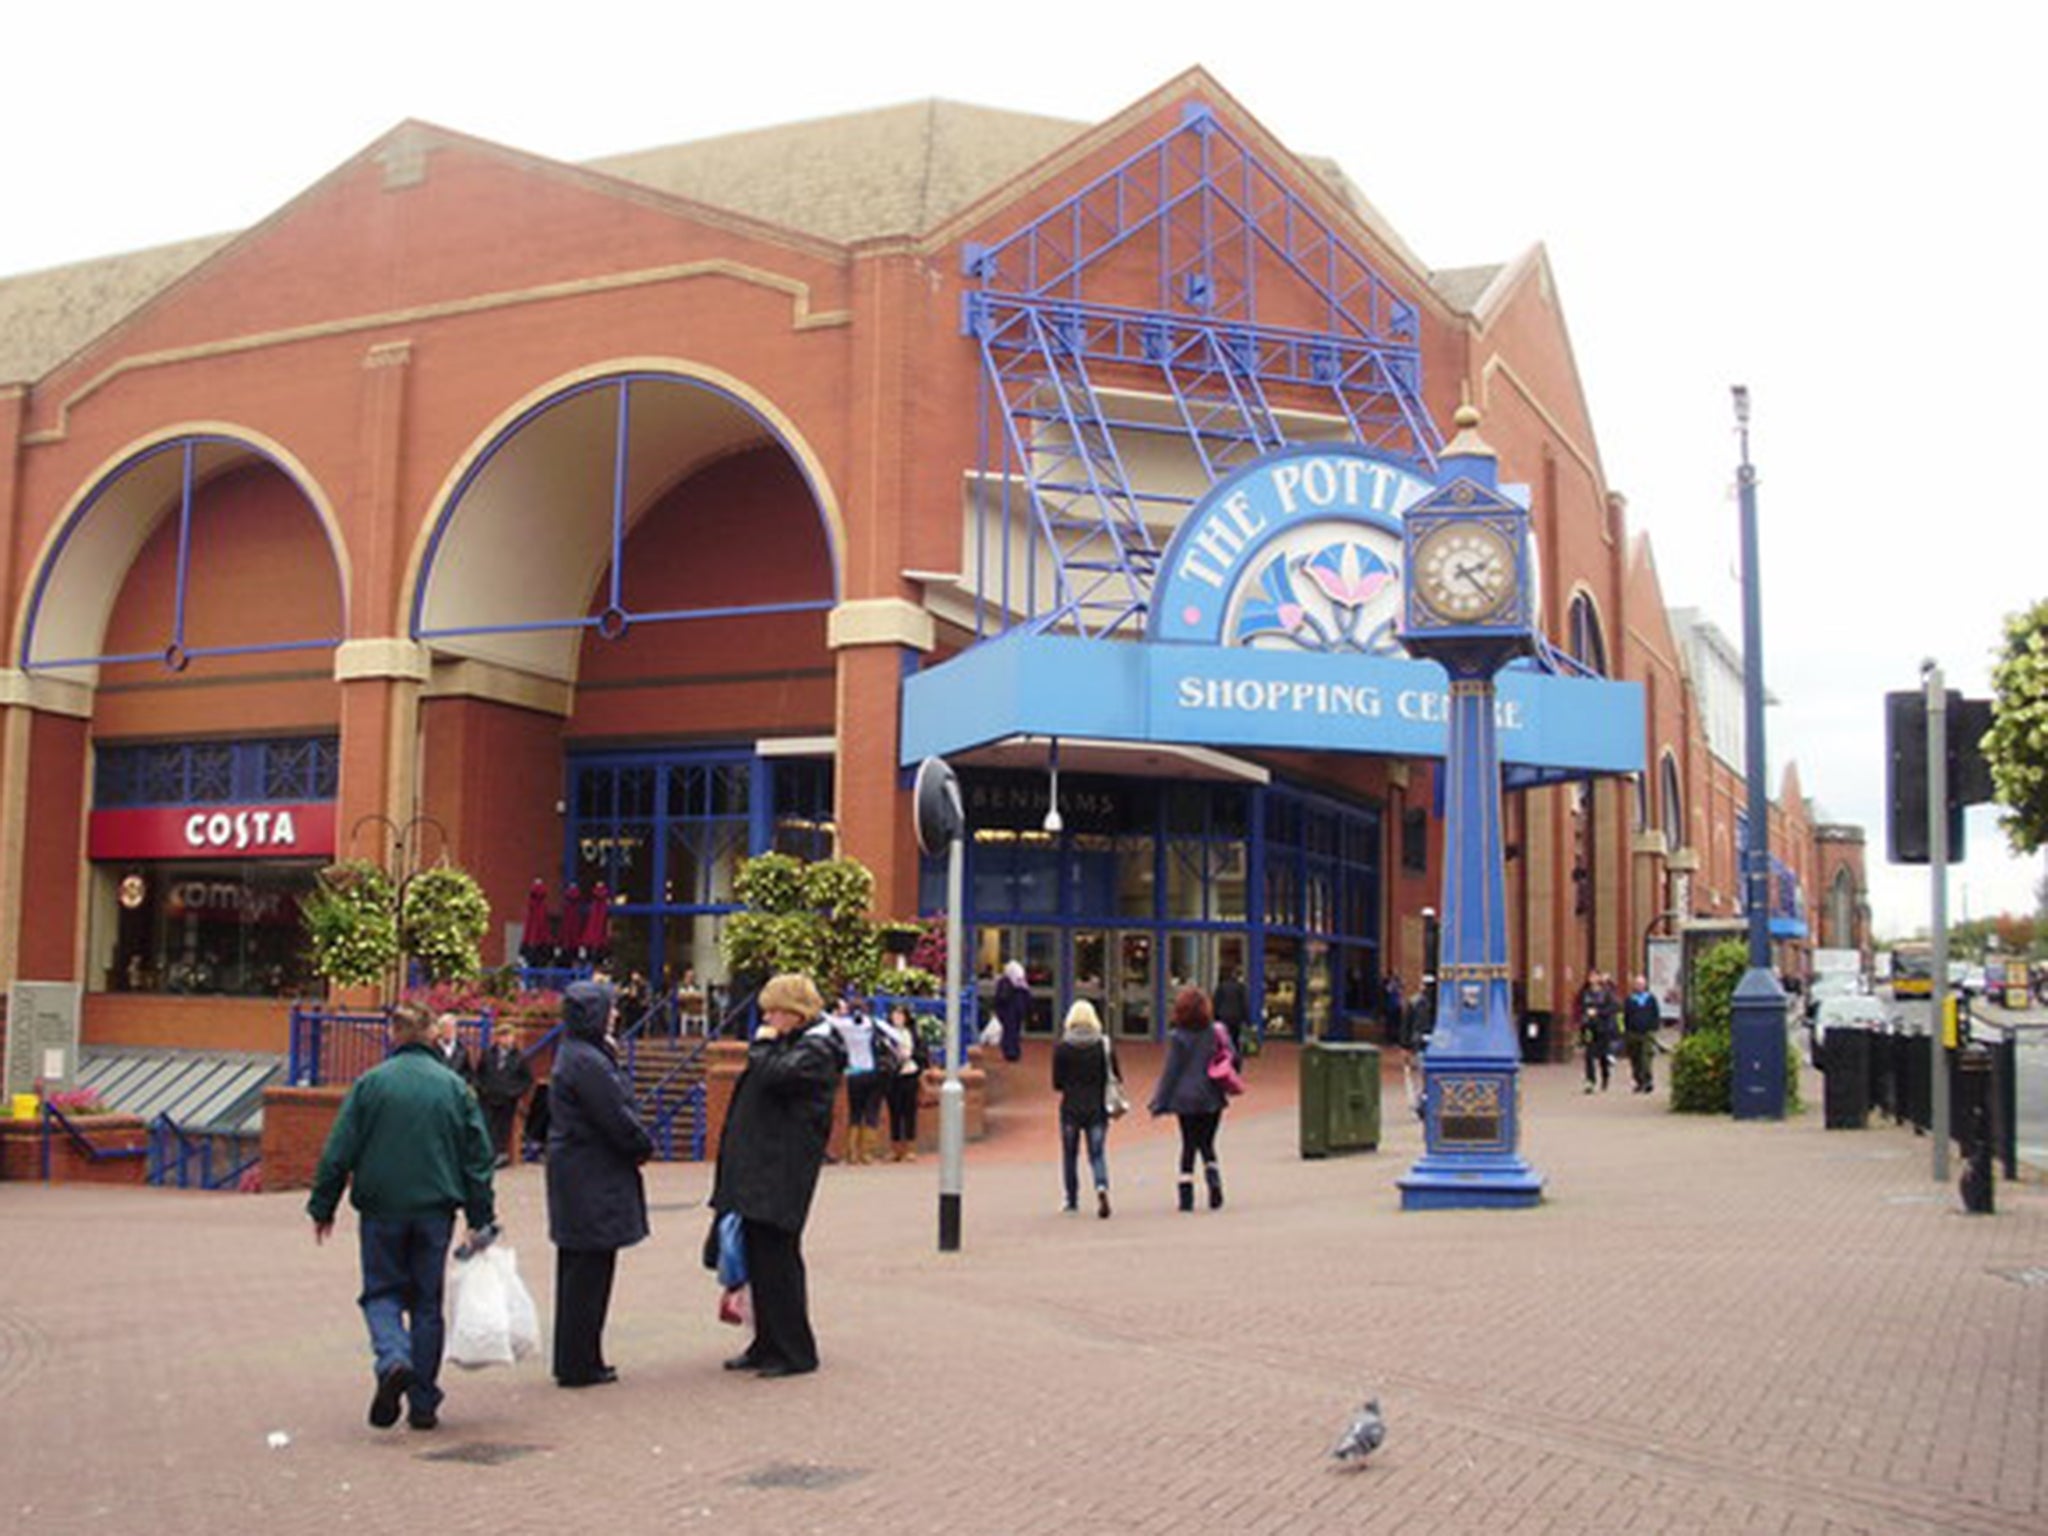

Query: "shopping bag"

xmin=498 ymin=1246 xmax=542 ymax=1362
xmin=718 ymin=1284 xmax=751 ymax=1326
xmin=715 ymin=1210 xmax=749 ymax=1290
xmin=978 ymin=1018 xmax=1003 ymax=1049
xmin=447 ymin=1246 xmax=514 ymax=1368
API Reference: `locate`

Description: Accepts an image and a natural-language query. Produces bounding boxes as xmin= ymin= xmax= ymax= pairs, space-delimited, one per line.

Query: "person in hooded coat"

xmin=710 ymin=972 xmax=847 ymax=1377
xmin=545 ymin=979 xmax=652 ymax=1387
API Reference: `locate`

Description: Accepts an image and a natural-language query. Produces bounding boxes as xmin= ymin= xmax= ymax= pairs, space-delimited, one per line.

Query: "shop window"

xmin=96 ymin=736 xmax=338 ymax=807
xmin=97 ymin=860 xmax=322 ymax=997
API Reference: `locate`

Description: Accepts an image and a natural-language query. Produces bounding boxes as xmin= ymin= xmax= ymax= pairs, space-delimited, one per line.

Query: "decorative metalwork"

xmin=964 ymin=104 xmax=1439 ymax=640
xmin=94 ymin=736 xmax=339 ymax=807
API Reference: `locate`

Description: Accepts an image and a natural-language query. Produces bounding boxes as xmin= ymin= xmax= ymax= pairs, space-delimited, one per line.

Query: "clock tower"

xmin=1396 ymin=406 xmax=1545 ymax=1209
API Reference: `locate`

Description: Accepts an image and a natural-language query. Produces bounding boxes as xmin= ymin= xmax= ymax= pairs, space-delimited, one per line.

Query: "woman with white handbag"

xmin=1051 ymin=999 xmax=1123 ymax=1219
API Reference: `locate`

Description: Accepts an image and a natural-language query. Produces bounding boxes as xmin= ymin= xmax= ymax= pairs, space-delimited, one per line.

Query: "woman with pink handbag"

xmin=1146 ymin=986 xmax=1233 ymax=1211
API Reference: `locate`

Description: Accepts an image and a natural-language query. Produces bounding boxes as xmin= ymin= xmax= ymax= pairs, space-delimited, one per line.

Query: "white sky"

xmin=8 ymin=0 xmax=2045 ymax=936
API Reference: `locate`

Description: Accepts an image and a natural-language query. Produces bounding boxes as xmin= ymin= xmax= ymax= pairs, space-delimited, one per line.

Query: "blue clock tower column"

xmin=1397 ymin=409 xmax=1545 ymax=1210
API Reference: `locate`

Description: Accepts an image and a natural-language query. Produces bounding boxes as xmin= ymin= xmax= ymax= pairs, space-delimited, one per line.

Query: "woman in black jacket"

xmin=711 ymin=972 xmax=847 ymax=1377
xmin=1051 ymin=999 xmax=1119 ymax=1218
xmin=545 ymin=979 xmax=652 ymax=1387
xmin=1147 ymin=985 xmax=1230 ymax=1212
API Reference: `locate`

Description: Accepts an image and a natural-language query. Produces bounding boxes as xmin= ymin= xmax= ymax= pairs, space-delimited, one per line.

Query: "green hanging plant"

xmin=400 ymin=863 xmax=490 ymax=984
xmin=303 ymin=860 xmax=400 ymax=989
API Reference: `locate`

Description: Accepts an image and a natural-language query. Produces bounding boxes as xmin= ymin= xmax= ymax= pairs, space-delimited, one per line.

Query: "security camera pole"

xmin=914 ymin=757 xmax=968 ymax=1251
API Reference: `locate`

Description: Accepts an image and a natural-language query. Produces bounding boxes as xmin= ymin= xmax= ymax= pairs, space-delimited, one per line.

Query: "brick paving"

xmin=2 ymin=1042 xmax=2044 ymax=1535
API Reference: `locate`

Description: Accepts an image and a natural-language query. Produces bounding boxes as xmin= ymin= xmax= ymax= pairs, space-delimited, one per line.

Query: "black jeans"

xmin=885 ymin=1072 xmax=920 ymax=1141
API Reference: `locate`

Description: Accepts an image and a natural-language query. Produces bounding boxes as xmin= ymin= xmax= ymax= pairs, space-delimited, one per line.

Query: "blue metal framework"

xmin=962 ymin=104 xmax=1440 ymax=639
xmin=22 ymin=436 xmax=344 ymax=673
xmin=94 ymin=736 xmax=339 ymax=808
xmin=410 ymin=373 xmax=838 ymax=648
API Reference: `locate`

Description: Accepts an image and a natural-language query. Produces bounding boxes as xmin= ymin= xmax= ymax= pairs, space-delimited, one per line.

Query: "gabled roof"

xmin=0 ymin=88 xmax=1476 ymax=384
xmin=586 ymin=98 xmax=1086 ymax=244
xmin=0 ymin=232 xmax=232 ymax=385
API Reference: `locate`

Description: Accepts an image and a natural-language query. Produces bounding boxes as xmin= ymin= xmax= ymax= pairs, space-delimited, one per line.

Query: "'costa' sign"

xmin=88 ymin=803 xmax=337 ymax=861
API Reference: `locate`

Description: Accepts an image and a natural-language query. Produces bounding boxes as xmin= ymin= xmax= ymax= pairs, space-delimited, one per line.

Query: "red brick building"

xmin=0 ymin=70 xmax=1863 ymax=1061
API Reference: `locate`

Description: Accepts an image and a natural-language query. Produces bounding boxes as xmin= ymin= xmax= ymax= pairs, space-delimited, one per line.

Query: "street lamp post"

xmin=1729 ymin=386 xmax=1787 ymax=1119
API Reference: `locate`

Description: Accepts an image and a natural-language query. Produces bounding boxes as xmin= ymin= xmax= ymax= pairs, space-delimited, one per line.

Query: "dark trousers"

xmin=1626 ymin=1032 xmax=1655 ymax=1090
xmin=885 ymin=1072 xmax=920 ymax=1142
xmin=552 ymin=1247 xmax=618 ymax=1383
xmin=483 ymin=1099 xmax=518 ymax=1160
xmin=1583 ymin=1035 xmax=1612 ymax=1089
xmin=743 ymin=1219 xmax=818 ymax=1372
xmin=1176 ymin=1111 xmax=1221 ymax=1175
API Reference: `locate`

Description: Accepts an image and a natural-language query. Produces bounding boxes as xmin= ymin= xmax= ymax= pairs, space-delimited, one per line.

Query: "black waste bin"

xmin=1520 ymin=1011 xmax=1553 ymax=1065
xmin=1823 ymin=1026 xmax=1872 ymax=1129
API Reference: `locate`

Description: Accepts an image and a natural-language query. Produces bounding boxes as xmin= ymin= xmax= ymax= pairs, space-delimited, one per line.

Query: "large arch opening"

xmin=411 ymin=370 xmax=841 ymax=993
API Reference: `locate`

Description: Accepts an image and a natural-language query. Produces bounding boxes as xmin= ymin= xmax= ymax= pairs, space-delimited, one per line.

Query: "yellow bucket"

xmin=8 ymin=1092 xmax=37 ymax=1121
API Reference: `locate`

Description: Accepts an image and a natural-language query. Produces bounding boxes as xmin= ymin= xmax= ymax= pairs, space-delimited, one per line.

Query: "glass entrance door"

xmin=1113 ymin=930 xmax=1155 ymax=1037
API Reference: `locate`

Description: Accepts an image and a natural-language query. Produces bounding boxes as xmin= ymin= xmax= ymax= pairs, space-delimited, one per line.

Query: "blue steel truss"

xmin=962 ymin=104 xmax=1440 ymax=639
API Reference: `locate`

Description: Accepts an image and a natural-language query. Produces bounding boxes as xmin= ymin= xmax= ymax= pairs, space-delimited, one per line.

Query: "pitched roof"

xmin=0 ymin=94 xmax=1468 ymax=383
xmin=585 ymin=98 xmax=1086 ymax=244
xmin=0 ymin=232 xmax=232 ymax=384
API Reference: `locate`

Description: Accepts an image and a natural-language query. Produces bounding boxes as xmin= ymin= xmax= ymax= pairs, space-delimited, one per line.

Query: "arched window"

xmin=1660 ymin=752 xmax=1684 ymax=847
xmin=1567 ymin=591 xmax=1608 ymax=676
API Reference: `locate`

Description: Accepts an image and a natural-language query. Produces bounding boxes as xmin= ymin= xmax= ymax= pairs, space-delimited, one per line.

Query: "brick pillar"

xmin=828 ymin=602 xmax=932 ymax=922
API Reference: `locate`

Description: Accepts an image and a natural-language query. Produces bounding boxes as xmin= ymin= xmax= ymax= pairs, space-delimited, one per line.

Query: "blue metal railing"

xmin=38 ymin=1103 xmax=149 ymax=1180
xmin=147 ymin=1115 xmax=261 ymax=1190
xmin=287 ymin=1006 xmax=495 ymax=1087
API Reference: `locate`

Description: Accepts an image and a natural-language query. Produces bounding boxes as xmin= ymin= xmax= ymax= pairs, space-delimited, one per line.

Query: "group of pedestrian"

xmin=418 ymin=1013 xmax=536 ymax=1168
xmin=308 ymin=970 xmax=849 ymax=1431
xmin=1579 ymin=971 xmax=1663 ymax=1094
xmin=1049 ymin=982 xmax=1242 ymax=1221
xmin=828 ymin=995 xmax=929 ymax=1164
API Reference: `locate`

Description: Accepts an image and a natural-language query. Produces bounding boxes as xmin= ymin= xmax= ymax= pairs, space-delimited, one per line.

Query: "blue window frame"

xmin=565 ymin=748 xmax=834 ymax=986
xmin=95 ymin=737 xmax=339 ymax=807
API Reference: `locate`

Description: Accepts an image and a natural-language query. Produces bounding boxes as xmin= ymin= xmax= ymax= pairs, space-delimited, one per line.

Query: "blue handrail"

xmin=146 ymin=1113 xmax=260 ymax=1191
xmin=39 ymin=1103 xmax=149 ymax=1180
xmin=287 ymin=1005 xmax=496 ymax=1087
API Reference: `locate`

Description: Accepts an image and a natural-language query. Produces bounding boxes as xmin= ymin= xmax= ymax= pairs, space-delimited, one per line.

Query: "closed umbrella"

xmin=559 ymin=883 xmax=586 ymax=967
xmin=520 ymin=878 xmax=553 ymax=967
xmin=582 ymin=881 xmax=612 ymax=969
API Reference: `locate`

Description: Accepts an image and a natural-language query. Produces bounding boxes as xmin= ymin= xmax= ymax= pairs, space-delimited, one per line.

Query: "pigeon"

xmin=1332 ymin=1396 xmax=1386 ymax=1464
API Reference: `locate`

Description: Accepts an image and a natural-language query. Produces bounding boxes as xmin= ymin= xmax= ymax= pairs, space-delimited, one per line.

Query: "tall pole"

xmin=1926 ymin=663 xmax=1950 ymax=1181
xmin=937 ymin=821 xmax=965 ymax=1250
xmin=1728 ymin=386 xmax=1787 ymax=1118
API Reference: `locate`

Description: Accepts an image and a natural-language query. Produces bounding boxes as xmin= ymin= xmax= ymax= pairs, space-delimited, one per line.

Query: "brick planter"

xmin=0 ymin=1113 xmax=149 ymax=1185
xmin=260 ymin=1086 xmax=348 ymax=1191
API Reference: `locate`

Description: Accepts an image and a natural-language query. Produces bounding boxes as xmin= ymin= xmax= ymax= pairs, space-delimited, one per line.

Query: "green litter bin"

xmin=1300 ymin=1041 xmax=1381 ymax=1158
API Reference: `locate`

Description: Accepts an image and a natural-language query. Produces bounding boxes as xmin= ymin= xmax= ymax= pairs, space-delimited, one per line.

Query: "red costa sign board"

xmin=88 ymin=803 xmax=337 ymax=861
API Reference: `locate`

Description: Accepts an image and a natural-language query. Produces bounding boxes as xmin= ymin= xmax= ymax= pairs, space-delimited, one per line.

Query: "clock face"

xmin=1414 ymin=522 xmax=1517 ymax=624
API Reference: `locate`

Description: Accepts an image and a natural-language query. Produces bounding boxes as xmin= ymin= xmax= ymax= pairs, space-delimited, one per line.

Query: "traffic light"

xmin=1885 ymin=690 xmax=1994 ymax=864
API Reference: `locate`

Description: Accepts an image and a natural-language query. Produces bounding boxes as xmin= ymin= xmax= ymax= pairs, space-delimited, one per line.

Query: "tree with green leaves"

xmin=1985 ymin=597 xmax=2048 ymax=854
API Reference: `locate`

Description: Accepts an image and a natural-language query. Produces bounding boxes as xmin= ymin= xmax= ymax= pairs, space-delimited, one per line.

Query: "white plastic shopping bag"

xmin=447 ymin=1245 xmax=539 ymax=1368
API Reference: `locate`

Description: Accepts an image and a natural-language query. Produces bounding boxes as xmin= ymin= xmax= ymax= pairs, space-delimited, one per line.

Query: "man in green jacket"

xmin=308 ymin=1002 xmax=497 ymax=1431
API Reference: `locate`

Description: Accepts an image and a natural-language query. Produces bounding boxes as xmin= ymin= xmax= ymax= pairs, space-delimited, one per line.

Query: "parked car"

xmin=1808 ymin=993 xmax=1892 ymax=1069
xmin=1803 ymin=970 xmax=1864 ymax=1022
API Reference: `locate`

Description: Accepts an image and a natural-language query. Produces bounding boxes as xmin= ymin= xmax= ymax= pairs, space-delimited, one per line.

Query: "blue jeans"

xmin=1060 ymin=1119 xmax=1109 ymax=1204
xmin=357 ymin=1213 xmax=454 ymax=1413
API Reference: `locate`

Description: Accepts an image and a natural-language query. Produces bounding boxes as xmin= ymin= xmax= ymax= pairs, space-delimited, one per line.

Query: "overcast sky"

xmin=9 ymin=1 xmax=2044 ymax=936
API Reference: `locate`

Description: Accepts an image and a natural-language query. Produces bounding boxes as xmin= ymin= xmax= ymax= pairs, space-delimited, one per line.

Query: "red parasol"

xmin=560 ymin=884 xmax=586 ymax=962
xmin=582 ymin=881 xmax=612 ymax=959
xmin=520 ymin=878 xmax=552 ymax=963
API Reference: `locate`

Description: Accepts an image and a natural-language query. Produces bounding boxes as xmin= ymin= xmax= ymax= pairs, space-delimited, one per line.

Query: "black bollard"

xmin=1956 ymin=1042 xmax=1995 ymax=1215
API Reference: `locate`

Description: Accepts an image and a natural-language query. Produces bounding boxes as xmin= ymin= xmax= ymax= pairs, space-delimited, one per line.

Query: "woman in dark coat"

xmin=992 ymin=960 xmax=1029 ymax=1062
xmin=1051 ymin=999 xmax=1119 ymax=1218
xmin=1147 ymin=985 xmax=1230 ymax=1212
xmin=710 ymin=972 xmax=847 ymax=1378
xmin=545 ymin=979 xmax=652 ymax=1387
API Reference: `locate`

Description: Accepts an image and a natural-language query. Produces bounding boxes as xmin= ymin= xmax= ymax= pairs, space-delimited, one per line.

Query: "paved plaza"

xmin=2 ymin=1042 xmax=2044 ymax=1535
